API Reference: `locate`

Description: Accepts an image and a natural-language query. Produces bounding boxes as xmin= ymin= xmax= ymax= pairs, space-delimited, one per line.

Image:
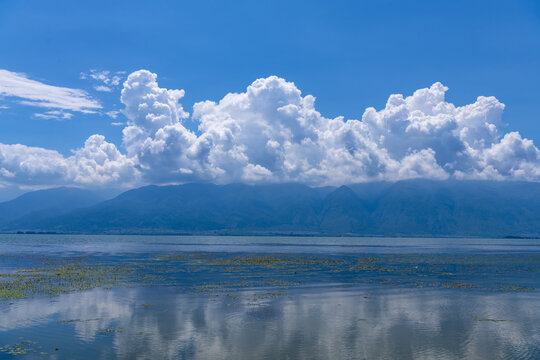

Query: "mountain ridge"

xmin=1 ymin=180 xmax=539 ymax=237
xmin=0 ymin=187 xmax=106 ymax=229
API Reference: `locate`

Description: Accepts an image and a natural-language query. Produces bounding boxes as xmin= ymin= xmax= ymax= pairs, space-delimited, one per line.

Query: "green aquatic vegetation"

xmin=204 ymin=255 xmax=342 ymax=268
xmin=0 ymin=340 xmax=41 ymax=356
xmin=265 ymin=279 xmax=300 ymax=287
xmin=2 ymin=251 xmax=539 ymax=304
xmin=137 ymin=331 xmax=154 ymax=336
xmin=499 ymin=285 xmax=535 ymax=292
xmin=0 ymin=285 xmax=26 ymax=299
xmin=420 ymin=281 xmax=479 ymax=290
xmin=190 ymin=283 xmax=227 ymax=297
xmin=58 ymin=319 xmax=82 ymax=323
xmin=96 ymin=327 xmax=123 ymax=334
xmin=256 ymin=290 xmax=286 ymax=299
xmin=0 ymin=259 xmax=135 ymax=300
xmin=473 ymin=317 xmax=512 ymax=322
xmin=58 ymin=318 xmax=101 ymax=324
xmin=442 ymin=282 xmax=478 ymax=289
xmin=193 ymin=284 xmax=223 ymax=291
xmin=378 ymin=280 xmax=401 ymax=286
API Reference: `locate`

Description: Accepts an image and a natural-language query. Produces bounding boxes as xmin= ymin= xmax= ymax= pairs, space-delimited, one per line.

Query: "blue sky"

xmin=0 ymin=0 xmax=540 ymax=198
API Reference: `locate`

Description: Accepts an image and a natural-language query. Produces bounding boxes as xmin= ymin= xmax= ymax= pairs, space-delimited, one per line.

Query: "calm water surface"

xmin=1 ymin=235 xmax=539 ymax=359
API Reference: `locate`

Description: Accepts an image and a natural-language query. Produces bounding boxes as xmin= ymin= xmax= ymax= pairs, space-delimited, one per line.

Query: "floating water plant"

xmin=0 ymin=340 xmax=41 ymax=356
xmin=1 ymin=252 xmax=539 ymax=304
xmin=96 ymin=327 xmax=123 ymax=334
xmin=473 ymin=317 xmax=512 ymax=322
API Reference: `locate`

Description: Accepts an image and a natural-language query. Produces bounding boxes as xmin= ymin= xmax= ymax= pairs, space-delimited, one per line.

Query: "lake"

xmin=1 ymin=235 xmax=539 ymax=359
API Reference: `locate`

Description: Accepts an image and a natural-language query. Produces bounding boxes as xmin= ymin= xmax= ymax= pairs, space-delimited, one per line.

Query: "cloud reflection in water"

xmin=1 ymin=286 xmax=539 ymax=359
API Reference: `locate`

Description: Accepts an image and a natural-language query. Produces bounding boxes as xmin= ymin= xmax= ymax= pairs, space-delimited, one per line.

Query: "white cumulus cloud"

xmin=0 ymin=69 xmax=538 ymax=189
xmin=0 ymin=136 xmax=138 ymax=188
xmin=117 ymin=70 xmax=539 ymax=186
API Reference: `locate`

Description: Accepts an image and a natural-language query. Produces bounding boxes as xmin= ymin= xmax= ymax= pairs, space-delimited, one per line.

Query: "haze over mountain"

xmin=1 ymin=180 xmax=538 ymax=237
xmin=0 ymin=187 xmax=106 ymax=229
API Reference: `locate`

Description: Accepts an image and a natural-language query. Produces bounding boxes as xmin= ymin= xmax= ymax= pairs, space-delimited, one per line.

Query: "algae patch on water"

xmin=96 ymin=327 xmax=123 ymax=334
xmin=473 ymin=316 xmax=513 ymax=322
xmin=0 ymin=339 xmax=44 ymax=356
xmin=1 ymin=252 xmax=539 ymax=302
xmin=0 ymin=256 xmax=134 ymax=300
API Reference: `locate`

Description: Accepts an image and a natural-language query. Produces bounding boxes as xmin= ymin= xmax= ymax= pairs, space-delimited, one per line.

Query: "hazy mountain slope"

xmin=366 ymin=180 xmax=540 ymax=236
xmin=26 ymin=183 xmax=332 ymax=233
xmin=5 ymin=181 xmax=540 ymax=236
xmin=318 ymin=186 xmax=372 ymax=233
xmin=0 ymin=187 xmax=106 ymax=229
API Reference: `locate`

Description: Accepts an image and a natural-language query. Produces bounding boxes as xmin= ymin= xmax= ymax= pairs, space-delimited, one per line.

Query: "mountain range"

xmin=0 ymin=180 xmax=539 ymax=237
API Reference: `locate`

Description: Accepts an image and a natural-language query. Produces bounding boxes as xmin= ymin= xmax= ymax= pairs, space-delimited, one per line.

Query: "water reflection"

xmin=1 ymin=286 xmax=539 ymax=359
xmin=2 ymin=234 xmax=540 ymax=255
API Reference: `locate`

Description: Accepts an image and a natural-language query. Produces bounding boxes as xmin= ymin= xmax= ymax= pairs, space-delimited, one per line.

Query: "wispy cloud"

xmin=34 ymin=110 xmax=74 ymax=120
xmin=106 ymin=110 xmax=120 ymax=119
xmin=94 ymin=85 xmax=112 ymax=92
xmin=0 ymin=69 xmax=101 ymax=112
xmin=81 ymin=70 xmax=125 ymax=92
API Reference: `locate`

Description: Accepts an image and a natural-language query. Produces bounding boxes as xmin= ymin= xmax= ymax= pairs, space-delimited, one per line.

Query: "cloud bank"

xmin=0 ymin=135 xmax=138 ymax=187
xmin=1 ymin=69 xmax=539 ymax=189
